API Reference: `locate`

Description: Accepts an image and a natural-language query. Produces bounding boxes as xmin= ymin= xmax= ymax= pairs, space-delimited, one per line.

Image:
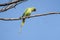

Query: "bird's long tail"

xmin=20 ymin=18 xmax=25 ymax=33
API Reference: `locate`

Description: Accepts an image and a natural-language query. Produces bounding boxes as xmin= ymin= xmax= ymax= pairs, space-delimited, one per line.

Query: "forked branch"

xmin=0 ymin=0 xmax=27 ymax=6
xmin=0 ymin=0 xmax=27 ymax=12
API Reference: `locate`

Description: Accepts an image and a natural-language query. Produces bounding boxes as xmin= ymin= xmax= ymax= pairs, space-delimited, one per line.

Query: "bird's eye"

xmin=33 ymin=9 xmax=36 ymax=11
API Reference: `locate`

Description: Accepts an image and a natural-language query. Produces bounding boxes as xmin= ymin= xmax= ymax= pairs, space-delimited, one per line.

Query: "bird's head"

xmin=28 ymin=7 xmax=36 ymax=12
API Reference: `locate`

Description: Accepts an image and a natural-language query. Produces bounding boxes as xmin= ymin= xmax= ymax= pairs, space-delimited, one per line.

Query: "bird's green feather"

xmin=20 ymin=7 xmax=36 ymax=32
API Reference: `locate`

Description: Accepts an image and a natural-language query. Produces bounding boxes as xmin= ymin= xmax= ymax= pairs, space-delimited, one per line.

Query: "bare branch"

xmin=0 ymin=12 xmax=60 ymax=21
xmin=0 ymin=18 xmax=20 ymax=21
xmin=0 ymin=0 xmax=27 ymax=12
xmin=27 ymin=12 xmax=60 ymax=18
xmin=0 ymin=0 xmax=27 ymax=6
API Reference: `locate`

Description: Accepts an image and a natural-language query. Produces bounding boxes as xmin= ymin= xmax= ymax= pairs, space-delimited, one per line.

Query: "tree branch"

xmin=0 ymin=12 xmax=60 ymax=21
xmin=0 ymin=0 xmax=27 ymax=6
xmin=0 ymin=0 xmax=27 ymax=12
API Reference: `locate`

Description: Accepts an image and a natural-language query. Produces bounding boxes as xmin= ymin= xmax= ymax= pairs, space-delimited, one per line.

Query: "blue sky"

xmin=0 ymin=0 xmax=60 ymax=40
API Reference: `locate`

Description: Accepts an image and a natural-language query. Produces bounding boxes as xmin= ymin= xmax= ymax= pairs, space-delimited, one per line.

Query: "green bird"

xmin=20 ymin=7 xmax=36 ymax=32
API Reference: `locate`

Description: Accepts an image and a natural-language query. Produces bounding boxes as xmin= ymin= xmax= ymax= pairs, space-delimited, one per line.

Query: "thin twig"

xmin=0 ymin=0 xmax=27 ymax=12
xmin=0 ymin=0 xmax=27 ymax=6
xmin=0 ymin=12 xmax=60 ymax=21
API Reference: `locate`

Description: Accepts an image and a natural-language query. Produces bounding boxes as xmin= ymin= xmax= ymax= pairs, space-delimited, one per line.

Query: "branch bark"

xmin=0 ymin=0 xmax=27 ymax=12
xmin=0 ymin=12 xmax=60 ymax=21
xmin=0 ymin=0 xmax=27 ymax=6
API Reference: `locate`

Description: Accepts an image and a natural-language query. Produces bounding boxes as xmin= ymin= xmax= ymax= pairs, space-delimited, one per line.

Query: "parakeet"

xmin=20 ymin=7 xmax=36 ymax=32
